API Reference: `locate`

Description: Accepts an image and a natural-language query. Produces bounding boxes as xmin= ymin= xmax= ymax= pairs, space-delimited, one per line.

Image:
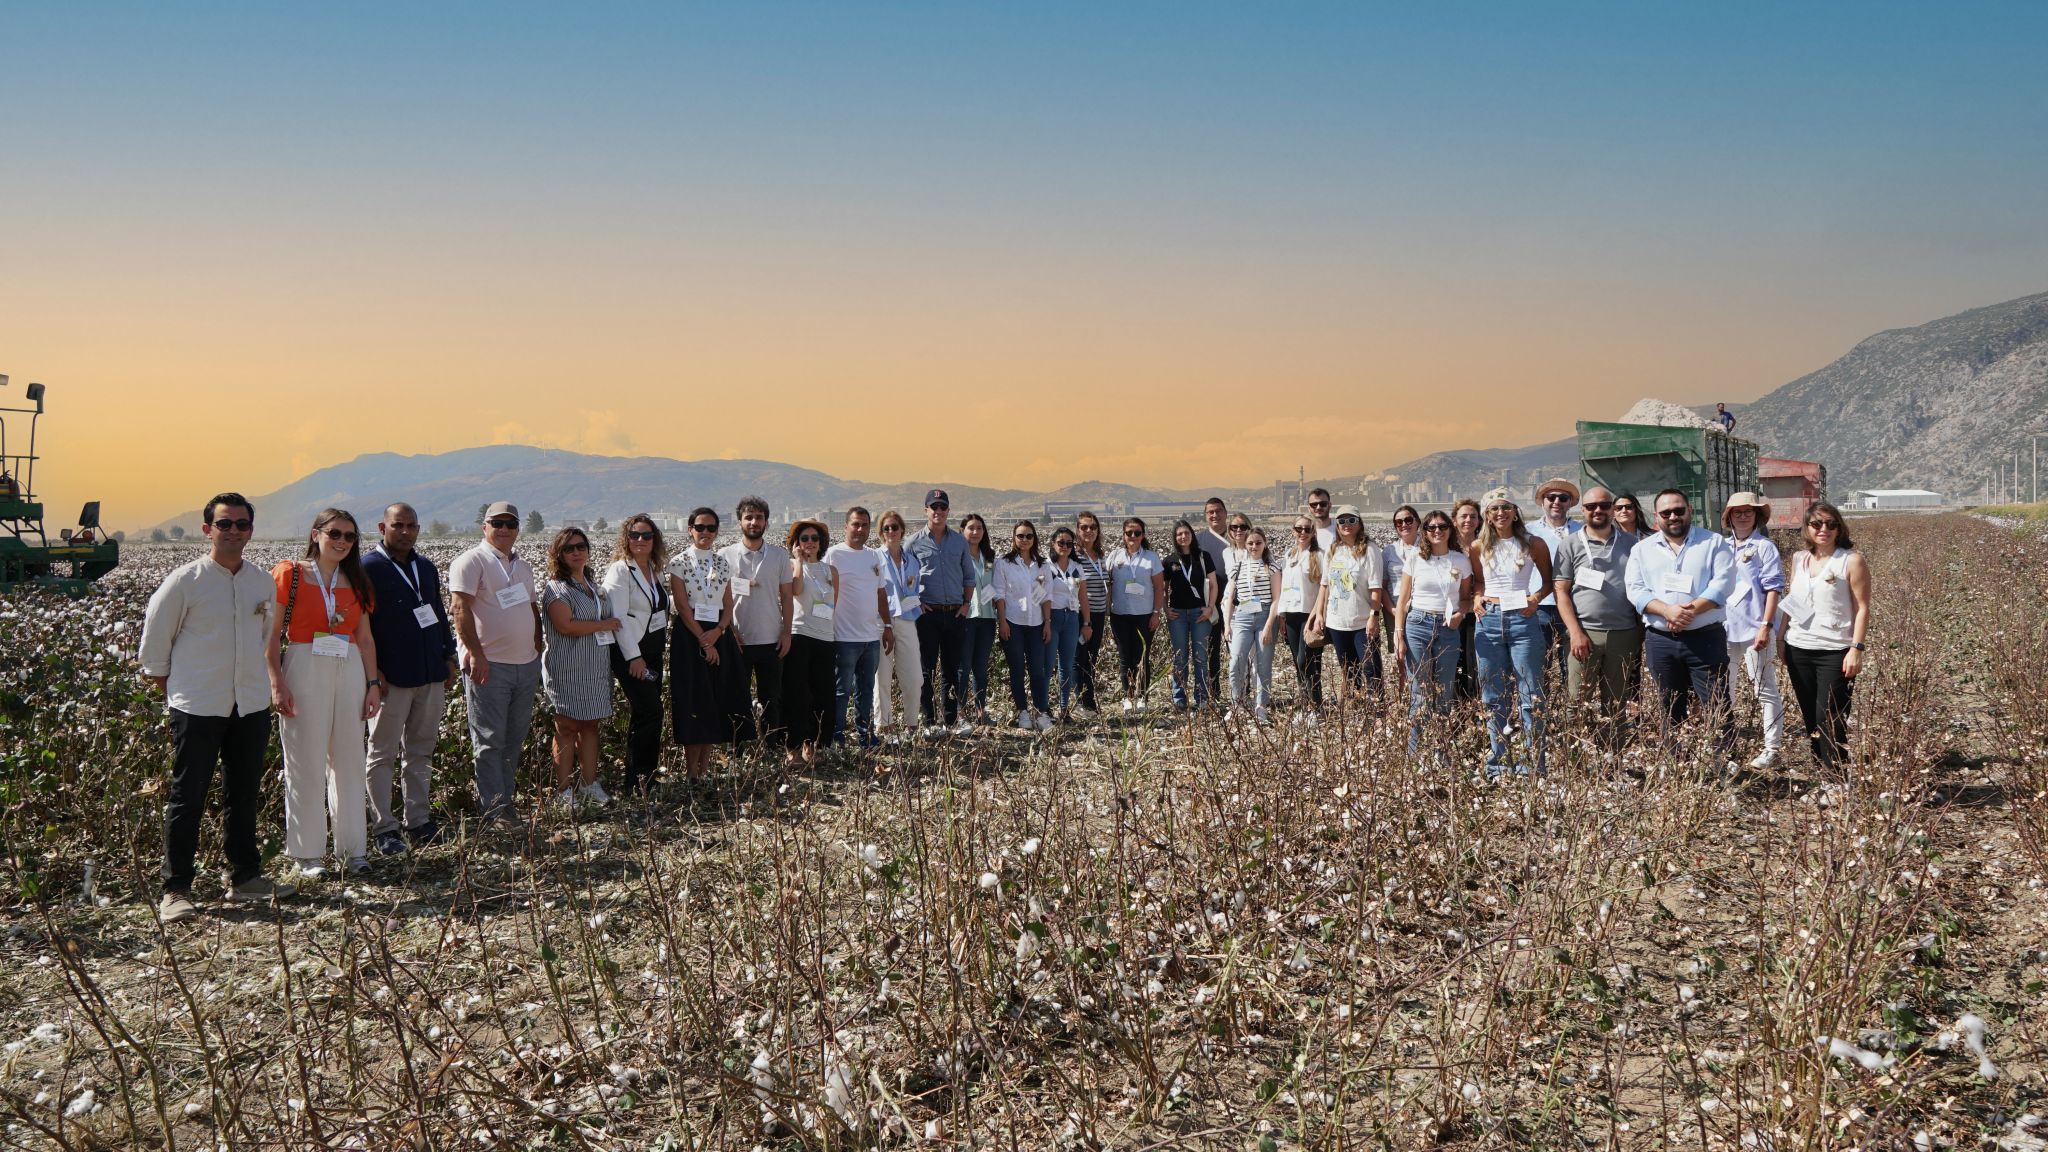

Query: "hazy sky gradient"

xmin=5 ymin=3 xmax=2045 ymax=527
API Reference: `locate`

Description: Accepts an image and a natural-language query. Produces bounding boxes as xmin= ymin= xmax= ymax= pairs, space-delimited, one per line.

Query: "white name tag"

xmin=495 ymin=584 xmax=530 ymax=610
xmin=1573 ymin=568 xmax=1607 ymax=591
xmin=1496 ymin=590 xmax=1529 ymax=610
xmin=731 ymin=577 xmax=752 ymax=597
xmin=1783 ymin=591 xmax=1816 ymax=628
xmin=693 ymin=601 xmax=721 ymax=623
xmin=1122 ymin=580 xmax=1144 ymax=596
xmin=596 ymin=630 xmax=616 ymax=647
xmin=1659 ymin=572 xmax=1692 ymax=600
xmin=896 ymin=593 xmax=920 ymax=613
xmin=311 ymin=632 xmax=350 ymax=658
xmin=811 ymin=601 xmax=834 ymax=621
xmin=412 ymin=603 xmax=438 ymax=628
xmin=647 ymin=610 xmax=668 ymax=632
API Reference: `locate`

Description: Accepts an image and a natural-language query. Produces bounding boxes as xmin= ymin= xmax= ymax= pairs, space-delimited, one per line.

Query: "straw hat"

xmin=1534 ymin=476 xmax=1580 ymax=503
xmin=1721 ymin=491 xmax=1771 ymax=529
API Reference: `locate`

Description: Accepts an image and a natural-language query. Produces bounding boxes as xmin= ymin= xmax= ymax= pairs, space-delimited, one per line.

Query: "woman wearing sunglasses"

xmin=782 ymin=520 xmax=839 ymax=761
xmin=1275 ymin=517 xmax=1325 ymax=712
xmin=268 ymin=508 xmax=381 ymax=876
xmin=1778 ymin=502 xmax=1870 ymax=769
xmin=1223 ymin=526 xmax=1281 ymax=721
xmin=1468 ymin=489 xmax=1552 ymax=777
xmin=541 ymin=528 xmax=621 ymax=810
xmin=1611 ymin=494 xmax=1645 ymax=537
xmin=995 ymin=520 xmax=1056 ymax=731
xmin=1307 ymin=505 xmax=1386 ymax=705
xmin=1107 ymin=518 xmax=1167 ymax=712
xmin=873 ymin=510 xmax=925 ymax=742
xmin=1392 ymin=510 xmax=1471 ymax=758
xmin=958 ymin=513 xmax=999 ymax=729
xmin=1071 ymin=512 xmax=1114 ymax=713
xmin=599 ymin=514 xmax=670 ymax=793
xmin=1046 ymin=527 xmax=1091 ymax=720
xmin=1451 ymin=499 xmax=1484 ymax=701
xmin=667 ymin=507 xmax=745 ymax=781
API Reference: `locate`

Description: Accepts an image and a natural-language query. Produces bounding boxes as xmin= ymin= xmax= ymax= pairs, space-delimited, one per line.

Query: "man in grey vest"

xmin=1550 ymin=485 xmax=1641 ymax=748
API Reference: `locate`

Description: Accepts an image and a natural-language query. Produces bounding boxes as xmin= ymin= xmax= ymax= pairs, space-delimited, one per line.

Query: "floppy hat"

xmin=1534 ymin=477 xmax=1580 ymax=502
xmin=1721 ymin=491 xmax=1771 ymax=528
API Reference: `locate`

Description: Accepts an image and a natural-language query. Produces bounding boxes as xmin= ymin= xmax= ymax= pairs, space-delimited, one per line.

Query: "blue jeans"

xmin=834 ymin=639 xmax=881 ymax=745
xmin=1228 ymin=604 xmax=1275 ymax=709
xmin=958 ymin=617 xmax=996 ymax=715
xmin=1003 ymin=621 xmax=1051 ymax=714
xmin=1049 ymin=609 xmax=1082 ymax=711
xmin=1167 ymin=607 xmax=1214 ymax=706
xmin=1403 ymin=611 xmax=1460 ymax=756
xmin=1475 ymin=606 xmax=1546 ymax=773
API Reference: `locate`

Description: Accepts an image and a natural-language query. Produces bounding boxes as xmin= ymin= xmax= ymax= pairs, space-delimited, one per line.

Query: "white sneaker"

xmin=552 ymin=787 xmax=578 ymax=812
xmin=1748 ymin=749 xmax=1779 ymax=770
xmin=1017 ymin=713 xmax=1036 ymax=731
xmin=1135 ymin=699 xmax=1149 ymax=713
xmin=1121 ymin=700 xmax=1135 ymax=714
xmin=294 ymin=860 xmax=325 ymax=879
xmin=579 ymin=780 xmax=612 ymax=806
xmin=1035 ymin=713 xmax=1055 ymax=732
xmin=951 ymin=721 xmax=974 ymax=737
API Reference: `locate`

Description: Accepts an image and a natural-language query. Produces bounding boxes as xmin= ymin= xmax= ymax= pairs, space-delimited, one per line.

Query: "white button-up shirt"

xmin=137 ymin=555 xmax=277 ymax=717
xmin=1624 ymin=525 xmax=1737 ymax=633
xmin=993 ymin=556 xmax=1051 ymax=627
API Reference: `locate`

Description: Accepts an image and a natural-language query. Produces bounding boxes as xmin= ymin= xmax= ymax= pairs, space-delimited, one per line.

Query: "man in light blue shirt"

xmin=1527 ymin=477 xmax=1584 ymax=676
xmin=1623 ymin=488 xmax=1737 ymax=763
xmin=905 ymin=489 xmax=977 ymax=731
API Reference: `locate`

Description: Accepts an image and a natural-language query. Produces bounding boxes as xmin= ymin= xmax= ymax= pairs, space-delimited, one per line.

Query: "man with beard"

xmin=719 ymin=495 xmax=794 ymax=749
xmin=1624 ymin=488 xmax=1737 ymax=768
xmin=1550 ymin=486 xmax=1641 ymax=746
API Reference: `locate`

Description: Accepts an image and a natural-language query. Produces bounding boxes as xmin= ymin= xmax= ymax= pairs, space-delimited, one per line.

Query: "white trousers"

xmin=1725 ymin=636 xmax=1786 ymax=752
xmin=281 ymin=643 xmax=368 ymax=865
xmin=874 ymin=617 xmax=924 ymax=729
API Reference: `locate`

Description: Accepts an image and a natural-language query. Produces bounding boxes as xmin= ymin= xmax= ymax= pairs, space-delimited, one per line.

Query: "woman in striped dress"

xmin=541 ymin=527 xmax=621 ymax=810
xmin=1224 ymin=526 xmax=1282 ymax=721
xmin=1071 ymin=511 xmax=1113 ymax=713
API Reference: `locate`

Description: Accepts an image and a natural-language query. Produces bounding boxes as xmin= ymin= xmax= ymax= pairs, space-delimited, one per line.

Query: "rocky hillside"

xmin=1736 ymin=291 xmax=2048 ymax=496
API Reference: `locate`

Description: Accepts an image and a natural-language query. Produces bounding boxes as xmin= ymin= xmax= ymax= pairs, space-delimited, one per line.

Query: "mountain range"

xmin=147 ymin=289 xmax=2046 ymax=534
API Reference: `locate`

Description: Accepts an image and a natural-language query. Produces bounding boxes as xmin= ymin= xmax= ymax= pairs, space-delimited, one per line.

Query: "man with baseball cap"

xmin=906 ymin=489 xmax=977 ymax=733
xmin=448 ymin=500 xmax=543 ymax=823
xmin=1527 ymin=477 xmax=1582 ymax=675
xmin=1720 ymin=492 xmax=1786 ymax=769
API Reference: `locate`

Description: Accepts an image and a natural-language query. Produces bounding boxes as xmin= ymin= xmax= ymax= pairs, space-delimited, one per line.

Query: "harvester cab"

xmin=0 ymin=374 xmax=120 ymax=596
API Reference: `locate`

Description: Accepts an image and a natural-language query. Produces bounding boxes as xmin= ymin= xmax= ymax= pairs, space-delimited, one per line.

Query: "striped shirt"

xmin=1230 ymin=557 xmax=1278 ymax=605
xmin=1073 ymin=552 xmax=1111 ymax=614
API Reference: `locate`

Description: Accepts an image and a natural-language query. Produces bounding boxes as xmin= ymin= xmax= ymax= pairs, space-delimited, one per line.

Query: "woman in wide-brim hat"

xmin=1720 ymin=491 xmax=1787 ymax=769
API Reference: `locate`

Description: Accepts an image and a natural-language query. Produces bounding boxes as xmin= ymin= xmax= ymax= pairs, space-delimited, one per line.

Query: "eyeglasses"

xmin=626 ymin=530 xmax=656 ymax=541
xmin=487 ymin=518 xmax=520 ymax=529
xmin=1393 ymin=517 xmax=1417 ymax=527
xmin=1229 ymin=524 xmax=1249 ymax=533
xmin=210 ymin=518 xmax=253 ymax=532
xmin=1016 ymin=532 xmax=1036 ymax=540
xmin=1544 ymin=493 xmax=1573 ymax=503
xmin=691 ymin=523 xmax=718 ymax=533
xmin=1807 ymin=520 xmax=1840 ymax=530
xmin=563 ymin=542 xmax=589 ymax=553
xmin=1423 ymin=523 xmax=1450 ymax=533
xmin=883 ymin=524 xmax=903 ymax=533
xmin=1308 ymin=501 xmax=1329 ymax=510
xmin=1582 ymin=501 xmax=1612 ymax=511
xmin=322 ymin=528 xmax=359 ymax=543
xmin=1656 ymin=508 xmax=1689 ymax=519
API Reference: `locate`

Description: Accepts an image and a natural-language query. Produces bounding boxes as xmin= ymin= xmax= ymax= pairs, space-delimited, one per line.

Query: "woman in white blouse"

xmin=1306 ymin=505 xmax=1385 ymax=706
xmin=667 ymin=506 xmax=743 ymax=781
xmin=994 ymin=519 xmax=1055 ymax=731
xmin=599 ymin=514 xmax=670 ymax=796
xmin=1778 ymin=502 xmax=1870 ymax=769
xmin=1275 ymin=518 xmax=1325 ymax=711
xmin=1393 ymin=509 xmax=1473 ymax=758
xmin=1045 ymin=527 xmax=1091 ymax=721
xmin=1106 ymin=518 xmax=1168 ymax=713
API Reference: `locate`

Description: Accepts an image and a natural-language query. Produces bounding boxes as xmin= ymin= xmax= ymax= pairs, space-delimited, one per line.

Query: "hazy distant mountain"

xmin=1735 ymin=291 xmax=2048 ymax=496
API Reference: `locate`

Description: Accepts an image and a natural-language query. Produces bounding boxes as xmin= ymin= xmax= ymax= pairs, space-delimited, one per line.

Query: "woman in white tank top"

xmin=1464 ymin=490 xmax=1554 ymax=776
xmin=1777 ymin=503 xmax=1869 ymax=768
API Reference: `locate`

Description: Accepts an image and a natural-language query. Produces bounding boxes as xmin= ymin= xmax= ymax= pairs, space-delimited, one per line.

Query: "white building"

xmin=1853 ymin=489 xmax=1943 ymax=510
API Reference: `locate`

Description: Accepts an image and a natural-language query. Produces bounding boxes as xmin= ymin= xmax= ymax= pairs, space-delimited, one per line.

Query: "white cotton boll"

xmin=1022 ymin=838 xmax=1041 ymax=856
xmin=749 ymin=1050 xmax=779 ymax=1104
xmin=1957 ymin=1013 xmax=1997 ymax=1080
xmin=30 ymin=1022 xmax=63 ymax=1044
xmin=822 ymin=1055 xmax=857 ymax=1128
xmin=1824 ymin=1037 xmax=1894 ymax=1072
xmin=860 ymin=844 xmax=882 ymax=869
xmin=1459 ymin=1080 xmax=1482 ymax=1104
xmin=65 ymin=1090 xmax=96 ymax=1118
xmin=978 ymin=872 xmax=999 ymax=891
xmin=1015 ymin=931 xmax=1040 ymax=964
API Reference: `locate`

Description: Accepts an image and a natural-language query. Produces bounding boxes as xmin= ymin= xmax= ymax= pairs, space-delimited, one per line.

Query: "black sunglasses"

xmin=1292 ymin=525 xmax=1312 ymax=533
xmin=1582 ymin=501 xmax=1613 ymax=510
xmin=563 ymin=542 xmax=589 ymax=553
xmin=322 ymin=528 xmax=359 ymax=543
xmin=691 ymin=523 xmax=718 ymax=532
xmin=1423 ymin=523 xmax=1450 ymax=533
xmin=1308 ymin=501 xmax=1329 ymax=509
xmin=1808 ymin=519 xmax=1840 ymax=530
xmin=797 ymin=534 xmax=822 ymax=544
xmin=627 ymin=530 xmax=656 ymax=541
xmin=1393 ymin=517 xmax=1417 ymax=526
xmin=487 ymin=518 xmax=520 ymax=529
xmin=210 ymin=518 xmax=253 ymax=532
xmin=1544 ymin=493 xmax=1573 ymax=502
xmin=1656 ymin=508 xmax=1689 ymax=518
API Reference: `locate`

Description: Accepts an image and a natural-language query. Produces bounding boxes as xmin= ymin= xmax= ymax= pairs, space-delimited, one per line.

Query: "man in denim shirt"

xmin=906 ymin=489 xmax=977 ymax=732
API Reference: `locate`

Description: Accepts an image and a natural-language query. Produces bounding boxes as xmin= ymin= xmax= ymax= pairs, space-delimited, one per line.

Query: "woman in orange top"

xmin=266 ymin=507 xmax=383 ymax=876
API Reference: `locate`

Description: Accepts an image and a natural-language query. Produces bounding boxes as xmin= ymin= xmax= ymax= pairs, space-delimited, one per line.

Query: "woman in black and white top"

xmin=1163 ymin=519 xmax=1219 ymax=709
xmin=1071 ymin=511 xmax=1113 ymax=713
xmin=599 ymin=514 xmax=669 ymax=796
xmin=667 ymin=506 xmax=745 ymax=781
xmin=1223 ymin=526 xmax=1281 ymax=721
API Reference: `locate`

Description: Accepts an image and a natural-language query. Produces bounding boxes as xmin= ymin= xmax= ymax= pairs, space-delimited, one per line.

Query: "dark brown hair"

xmin=548 ymin=527 xmax=594 ymax=582
xmin=301 ymin=508 xmax=374 ymax=613
xmin=613 ymin=513 xmax=668 ymax=569
xmin=1800 ymin=501 xmax=1854 ymax=551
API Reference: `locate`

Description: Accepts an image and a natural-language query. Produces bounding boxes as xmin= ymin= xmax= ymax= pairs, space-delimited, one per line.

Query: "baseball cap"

xmin=924 ymin=488 xmax=950 ymax=508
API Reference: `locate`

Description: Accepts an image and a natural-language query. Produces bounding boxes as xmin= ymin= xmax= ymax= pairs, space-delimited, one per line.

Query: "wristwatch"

xmin=366 ymin=677 xmax=384 ymax=690
xmin=1849 ymin=642 xmax=1866 ymax=651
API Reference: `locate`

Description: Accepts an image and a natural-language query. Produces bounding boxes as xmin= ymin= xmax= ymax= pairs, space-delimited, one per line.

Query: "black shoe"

xmin=375 ymin=830 xmax=408 ymax=857
xmin=406 ymin=820 xmax=442 ymax=848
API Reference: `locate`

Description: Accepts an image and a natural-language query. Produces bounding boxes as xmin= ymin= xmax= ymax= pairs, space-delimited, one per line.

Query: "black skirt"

xmin=671 ymin=626 xmax=748 ymax=745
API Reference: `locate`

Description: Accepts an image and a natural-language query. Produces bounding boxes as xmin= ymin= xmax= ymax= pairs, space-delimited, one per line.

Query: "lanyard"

xmin=888 ymin=550 xmax=916 ymax=591
xmin=630 ymin=562 xmax=665 ymax=611
xmin=1176 ymin=555 xmax=1201 ymax=593
xmin=308 ymin=562 xmax=343 ymax=628
xmin=377 ymin=547 xmax=427 ymax=604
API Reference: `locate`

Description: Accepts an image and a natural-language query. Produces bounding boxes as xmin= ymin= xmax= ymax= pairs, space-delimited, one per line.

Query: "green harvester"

xmin=0 ymin=374 xmax=119 ymax=596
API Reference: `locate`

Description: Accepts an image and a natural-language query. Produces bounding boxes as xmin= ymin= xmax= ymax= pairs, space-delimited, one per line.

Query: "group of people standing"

xmin=137 ymin=479 xmax=1871 ymax=923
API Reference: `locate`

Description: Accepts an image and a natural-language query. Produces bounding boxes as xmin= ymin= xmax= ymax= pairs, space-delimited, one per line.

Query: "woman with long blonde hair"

xmin=1466 ymin=489 xmax=1552 ymax=777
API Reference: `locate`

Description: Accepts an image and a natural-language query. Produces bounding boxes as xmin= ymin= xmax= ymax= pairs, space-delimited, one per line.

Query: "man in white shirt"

xmin=826 ymin=507 xmax=893 ymax=748
xmin=720 ymin=495 xmax=794 ymax=749
xmin=137 ymin=492 xmax=297 ymax=921
xmin=1306 ymin=488 xmax=1336 ymax=552
xmin=1624 ymin=488 xmax=1738 ymax=764
xmin=448 ymin=501 xmax=544 ymax=822
xmin=1527 ymin=477 xmax=1583 ymax=677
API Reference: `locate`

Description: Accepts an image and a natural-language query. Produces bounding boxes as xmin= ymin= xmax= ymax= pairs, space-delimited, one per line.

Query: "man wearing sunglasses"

xmin=1623 ymin=488 xmax=1737 ymax=770
xmin=1305 ymin=488 xmax=1336 ymax=552
xmin=448 ymin=501 xmax=544 ymax=823
xmin=362 ymin=502 xmax=459 ymax=853
xmin=139 ymin=492 xmax=298 ymax=921
xmin=1197 ymin=498 xmax=1238 ymax=694
xmin=1549 ymin=486 xmax=1642 ymax=745
xmin=1527 ymin=478 xmax=1583 ymax=677
xmin=905 ymin=489 xmax=976 ymax=734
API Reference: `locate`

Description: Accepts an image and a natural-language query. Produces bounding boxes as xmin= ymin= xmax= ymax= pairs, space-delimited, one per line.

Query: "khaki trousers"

xmin=281 ymin=643 xmax=368 ymax=866
xmin=367 ymin=681 xmax=444 ymax=834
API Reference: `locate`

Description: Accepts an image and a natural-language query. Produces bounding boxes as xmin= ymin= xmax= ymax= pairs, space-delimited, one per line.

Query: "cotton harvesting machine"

xmin=0 ymin=374 xmax=119 ymax=596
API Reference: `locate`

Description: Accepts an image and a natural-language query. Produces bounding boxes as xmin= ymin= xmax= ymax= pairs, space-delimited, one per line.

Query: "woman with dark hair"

xmin=1307 ymin=505 xmax=1385 ymax=705
xmin=873 ymin=509 xmax=925 ymax=742
xmin=599 ymin=514 xmax=669 ymax=795
xmin=1046 ymin=526 xmax=1090 ymax=721
xmin=1611 ymin=494 xmax=1645 ymax=538
xmin=1225 ymin=526 xmax=1281 ymax=721
xmin=542 ymin=528 xmax=621 ymax=810
xmin=995 ymin=519 xmax=1055 ymax=731
xmin=1468 ymin=489 xmax=1552 ymax=777
xmin=1276 ymin=515 xmax=1325 ymax=712
xmin=1163 ymin=519 xmax=1219 ymax=709
xmin=1451 ymin=498 xmax=1484 ymax=701
xmin=667 ymin=506 xmax=744 ymax=780
xmin=1779 ymin=502 xmax=1870 ymax=769
xmin=1394 ymin=509 xmax=1471 ymax=758
xmin=1106 ymin=517 xmax=1167 ymax=712
xmin=783 ymin=520 xmax=838 ymax=761
xmin=1071 ymin=511 xmax=1113 ymax=713
xmin=267 ymin=508 xmax=382 ymax=876
xmin=957 ymin=512 xmax=999 ymax=728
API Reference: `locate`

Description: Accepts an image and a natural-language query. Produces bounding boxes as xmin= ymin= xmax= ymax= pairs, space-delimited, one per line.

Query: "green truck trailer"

xmin=1576 ymin=421 xmax=1760 ymax=527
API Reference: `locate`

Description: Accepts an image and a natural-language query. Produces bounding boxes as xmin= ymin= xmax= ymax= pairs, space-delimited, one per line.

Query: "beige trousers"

xmin=874 ymin=617 xmax=924 ymax=729
xmin=281 ymin=642 xmax=368 ymax=866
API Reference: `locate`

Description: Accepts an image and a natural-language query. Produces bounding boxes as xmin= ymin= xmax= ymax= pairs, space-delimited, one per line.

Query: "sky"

xmin=3 ymin=2 xmax=2046 ymax=530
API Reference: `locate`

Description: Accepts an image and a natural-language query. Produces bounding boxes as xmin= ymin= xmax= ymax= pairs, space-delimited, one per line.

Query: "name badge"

xmin=897 ymin=592 xmax=920 ymax=613
xmin=412 ymin=603 xmax=438 ymax=628
xmin=1573 ymin=568 xmax=1607 ymax=592
xmin=1496 ymin=590 xmax=1530 ymax=610
xmin=311 ymin=632 xmax=351 ymax=658
xmin=596 ymin=630 xmax=616 ymax=647
xmin=1122 ymin=580 xmax=1144 ymax=596
xmin=1782 ymin=590 xmax=1816 ymax=628
xmin=693 ymin=601 xmax=721 ymax=624
xmin=811 ymin=601 xmax=834 ymax=622
xmin=732 ymin=577 xmax=752 ymax=597
xmin=647 ymin=610 xmax=668 ymax=632
xmin=495 ymin=584 xmax=530 ymax=610
xmin=1659 ymin=572 xmax=1692 ymax=600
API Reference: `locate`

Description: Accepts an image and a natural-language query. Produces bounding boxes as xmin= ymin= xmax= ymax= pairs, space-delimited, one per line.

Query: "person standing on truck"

xmin=1721 ymin=493 xmax=1786 ymax=769
xmin=1624 ymin=488 xmax=1737 ymax=770
xmin=1714 ymin=403 xmax=1736 ymax=433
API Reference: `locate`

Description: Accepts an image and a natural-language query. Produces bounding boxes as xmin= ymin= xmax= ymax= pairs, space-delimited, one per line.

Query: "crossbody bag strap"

xmin=278 ymin=563 xmax=300 ymax=658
